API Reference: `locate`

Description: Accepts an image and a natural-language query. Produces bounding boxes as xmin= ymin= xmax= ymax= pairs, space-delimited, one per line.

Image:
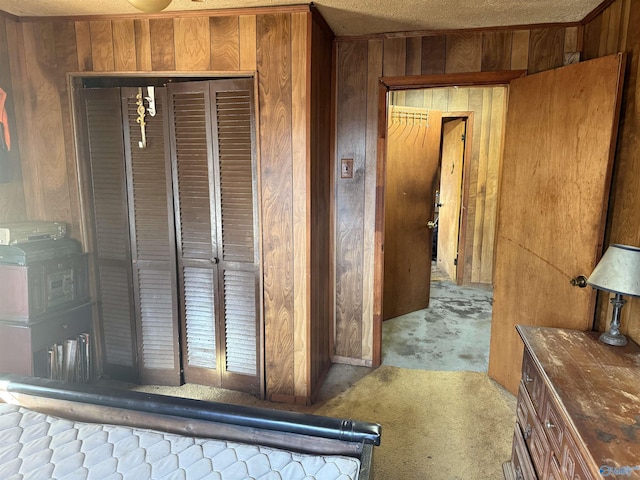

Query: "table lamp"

xmin=587 ymin=244 xmax=640 ymax=346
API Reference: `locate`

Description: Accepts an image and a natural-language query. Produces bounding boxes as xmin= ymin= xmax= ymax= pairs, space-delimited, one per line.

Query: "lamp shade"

xmin=587 ymin=244 xmax=640 ymax=297
xmin=127 ymin=0 xmax=173 ymax=12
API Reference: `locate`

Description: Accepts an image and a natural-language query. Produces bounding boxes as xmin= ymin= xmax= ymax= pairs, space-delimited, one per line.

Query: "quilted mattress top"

xmin=0 ymin=403 xmax=361 ymax=480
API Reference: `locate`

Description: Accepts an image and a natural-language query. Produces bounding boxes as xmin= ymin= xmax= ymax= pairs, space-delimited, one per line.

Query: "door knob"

xmin=570 ymin=275 xmax=588 ymax=288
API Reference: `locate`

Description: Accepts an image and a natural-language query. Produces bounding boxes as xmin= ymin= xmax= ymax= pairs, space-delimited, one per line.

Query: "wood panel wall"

xmin=0 ymin=16 xmax=26 ymax=222
xmin=2 ymin=6 xmax=333 ymax=403
xmin=390 ymin=86 xmax=507 ymax=285
xmin=335 ymin=27 xmax=579 ymax=364
xmin=583 ymin=0 xmax=640 ymax=345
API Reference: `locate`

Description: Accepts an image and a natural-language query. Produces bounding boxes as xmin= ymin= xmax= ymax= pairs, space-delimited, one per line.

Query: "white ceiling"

xmin=0 ymin=0 xmax=605 ymax=37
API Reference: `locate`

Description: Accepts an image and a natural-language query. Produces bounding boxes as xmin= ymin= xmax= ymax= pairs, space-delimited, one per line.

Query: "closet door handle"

xmin=211 ymin=257 xmax=219 ymax=265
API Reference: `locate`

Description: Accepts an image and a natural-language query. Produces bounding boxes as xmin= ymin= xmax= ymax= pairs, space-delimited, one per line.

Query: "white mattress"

xmin=0 ymin=403 xmax=361 ymax=480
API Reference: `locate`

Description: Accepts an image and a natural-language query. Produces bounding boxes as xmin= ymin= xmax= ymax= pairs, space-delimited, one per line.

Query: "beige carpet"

xmin=131 ymin=366 xmax=516 ymax=480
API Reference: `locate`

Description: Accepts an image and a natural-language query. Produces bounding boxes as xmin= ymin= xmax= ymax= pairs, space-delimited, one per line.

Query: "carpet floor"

xmin=133 ymin=366 xmax=516 ymax=480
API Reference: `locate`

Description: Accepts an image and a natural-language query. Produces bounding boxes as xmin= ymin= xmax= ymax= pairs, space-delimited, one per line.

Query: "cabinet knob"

xmin=545 ymin=420 xmax=556 ymax=429
xmin=515 ymin=465 xmax=524 ymax=480
xmin=525 ymin=373 xmax=533 ymax=383
xmin=524 ymin=424 xmax=532 ymax=439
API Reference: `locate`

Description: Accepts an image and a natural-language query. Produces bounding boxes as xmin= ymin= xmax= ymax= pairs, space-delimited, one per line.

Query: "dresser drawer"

xmin=511 ymin=424 xmax=537 ymax=480
xmin=542 ymin=393 xmax=565 ymax=454
xmin=517 ymin=382 xmax=551 ymax=478
xmin=521 ymin=350 xmax=545 ymax=417
xmin=561 ymin=433 xmax=594 ymax=480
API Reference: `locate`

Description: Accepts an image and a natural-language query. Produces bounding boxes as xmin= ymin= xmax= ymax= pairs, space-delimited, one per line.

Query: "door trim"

xmin=372 ymin=70 xmax=526 ymax=367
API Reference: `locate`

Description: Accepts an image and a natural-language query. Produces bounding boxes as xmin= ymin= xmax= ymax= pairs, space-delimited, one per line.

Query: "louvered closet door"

xmin=122 ymin=88 xmax=181 ymax=385
xmin=168 ymin=79 xmax=261 ymax=394
xmin=80 ymin=88 xmax=137 ymax=381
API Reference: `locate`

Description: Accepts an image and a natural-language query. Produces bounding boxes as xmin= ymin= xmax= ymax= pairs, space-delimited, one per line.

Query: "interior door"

xmin=488 ymin=53 xmax=625 ymax=395
xmin=437 ymin=118 xmax=466 ymax=283
xmin=383 ymin=106 xmax=442 ymax=320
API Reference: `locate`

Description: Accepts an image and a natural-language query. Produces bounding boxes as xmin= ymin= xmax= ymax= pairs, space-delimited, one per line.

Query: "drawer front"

xmin=517 ymin=382 xmax=550 ymax=479
xmin=548 ymin=453 xmax=562 ymax=480
xmin=522 ymin=350 xmax=545 ymax=417
xmin=512 ymin=424 xmax=537 ymax=480
xmin=561 ymin=433 xmax=595 ymax=480
xmin=30 ymin=303 xmax=92 ymax=351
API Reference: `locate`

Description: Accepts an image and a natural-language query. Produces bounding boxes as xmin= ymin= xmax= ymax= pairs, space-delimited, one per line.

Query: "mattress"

xmin=0 ymin=403 xmax=361 ymax=480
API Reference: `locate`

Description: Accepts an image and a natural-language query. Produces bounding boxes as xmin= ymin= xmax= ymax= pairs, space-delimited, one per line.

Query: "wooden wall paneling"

xmin=421 ymin=35 xmax=446 ymax=74
xmin=448 ymin=87 xmax=470 ymax=111
xmin=0 ymin=17 xmax=26 ymax=221
xmin=149 ymin=18 xmax=175 ymax=71
xmin=582 ymin=14 xmax=602 ymax=60
xmin=597 ymin=6 xmax=611 ymax=57
xmin=511 ymin=30 xmax=531 ymax=71
xmin=21 ymin=22 xmax=70 ymax=223
xmin=471 ymin=88 xmax=491 ymax=283
xmin=482 ymin=32 xmax=513 ymax=71
xmin=480 ymin=87 xmax=506 ymax=283
xmin=527 ymin=28 xmax=565 ymax=74
xmin=134 ymin=19 xmax=152 ymax=71
xmin=445 ymin=33 xmax=482 ymax=73
xmin=464 ymin=88 xmax=485 ymax=284
xmin=210 ymin=16 xmax=240 ymax=71
xmin=405 ymin=36 xmax=423 ymax=106
xmin=174 ymin=17 xmax=210 ymax=71
xmin=53 ymin=21 xmax=83 ymax=239
xmin=256 ymin=13 xmax=295 ymax=400
xmin=431 ymin=87 xmax=448 ymax=111
xmin=112 ymin=20 xmax=136 ymax=71
xmin=290 ymin=11 xmax=309 ymax=400
xmin=383 ymin=37 xmax=406 ymax=104
xmin=89 ymin=21 xmax=114 ymax=72
xmin=605 ymin=0 xmax=623 ymax=55
xmin=75 ymin=21 xmax=93 ymax=71
xmin=239 ymin=15 xmax=257 ymax=71
xmin=334 ymin=40 xmax=367 ymax=360
xmin=362 ymin=38 xmax=383 ymax=363
xmin=564 ymin=26 xmax=580 ymax=65
xmin=309 ymin=14 xmax=333 ymax=398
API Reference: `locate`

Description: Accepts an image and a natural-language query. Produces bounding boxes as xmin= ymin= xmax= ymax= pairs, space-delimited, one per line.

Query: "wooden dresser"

xmin=503 ymin=326 xmax=640 ymax=480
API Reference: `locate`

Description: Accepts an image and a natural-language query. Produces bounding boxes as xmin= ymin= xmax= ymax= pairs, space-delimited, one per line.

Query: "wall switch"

xmin=341 ymin=158 xmax=354 ymax=178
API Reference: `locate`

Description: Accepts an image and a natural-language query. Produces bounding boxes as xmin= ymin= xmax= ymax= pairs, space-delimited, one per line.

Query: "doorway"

xmin=373 ymin=71 xmax=522 ymax=367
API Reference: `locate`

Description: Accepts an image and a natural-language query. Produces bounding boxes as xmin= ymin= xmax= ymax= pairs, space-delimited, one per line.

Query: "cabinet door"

xmin=122 ymin=87 xmax=181 ymax=386
xmin=79 ymin=88 xmax=137 ymax=381
xmin=168 ymin=79 xmax=261 ymax=394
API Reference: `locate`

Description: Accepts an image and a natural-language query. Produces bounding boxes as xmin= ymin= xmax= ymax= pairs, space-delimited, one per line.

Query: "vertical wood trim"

xmin=210 ymin=16 xmax=240 ymax=71
xmin=511 ymin=30 xmax=530 ymax=71
xmin=75 ymin=21 xmax=93 ymax=71
xmin=239 ymin=15 xmax=257 ymax=71
xmin=445 ymin=33 xmax=482 ymax=73
xmin=134 ymin=19 xmax=152 ymax=71
xmin=472 ymin=88 xmax=491 ymax=282
xmin=174 ymin=17 xmax=210 ymax=71
xmin=257 ymin=13 xmax=295 ymax=399
xmin=89 ymin=21 xmax=114 ymax=72
xmin=362 ymin=38 xmax=383 ymax=363
xmin=290 ymin=11 xmax=309 ymax=399
xmin=149 ymin=18 xmax=175 ymax=71
xmin=112 ymin=20 xmax=136 ymax=71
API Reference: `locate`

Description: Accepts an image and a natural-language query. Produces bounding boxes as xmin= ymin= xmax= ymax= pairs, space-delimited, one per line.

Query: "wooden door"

xmin=121 ymin=87 xmax=181 ymax=386
xmin=79 ymin=88 xmax=138 ymax=381
xmin=383 ymin=106 xmax=442 ymax=320
xmin=488 ymin=54 xmax=625 ymax=395
xmin=437 ymin=118 xmax=466 ymax=283
xmin=168 ymin=79 xmax=261 ymax=395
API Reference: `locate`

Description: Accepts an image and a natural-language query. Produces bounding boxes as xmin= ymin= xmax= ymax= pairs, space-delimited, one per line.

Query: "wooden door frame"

xmin=439 ymin=113 xmax=473 ymax=286
xmin=372 ymin=70 xmax=526 ymax=366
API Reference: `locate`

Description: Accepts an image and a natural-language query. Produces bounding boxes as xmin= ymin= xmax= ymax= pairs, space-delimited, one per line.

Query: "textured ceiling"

xmin=0 ymin=0 xmax=605 ymax=36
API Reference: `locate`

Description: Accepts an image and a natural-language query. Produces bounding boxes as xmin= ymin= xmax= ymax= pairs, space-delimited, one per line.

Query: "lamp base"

xmin=599 ymin=330 xmax=628 ymax=347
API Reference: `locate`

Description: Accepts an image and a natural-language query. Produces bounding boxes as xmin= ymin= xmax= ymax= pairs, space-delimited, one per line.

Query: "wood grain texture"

xmin=256 ymin=13 xmax=295 ymax=399
xmin=445 ymin=33 xmax=482 ymax=73
xmin=421 ymin=35 xmax=446 ymax=74
xmin=488 ymin=54 xmax=624 ymax=394
xmin=210 ymin=16 xmax=240 ymax=71
xmin=482 ymin=31 xmax=512 ymax=71
xmin=112 ymin=20 xmax=136 ymax=71
xmin=510 ymin=30 xmax=530 ymax=70
xmin=134 ymin=19 xmax=151 ymax=71
xmin=89 ymin=21 xmax=114 ymax=72
xmin=527 ymin=28 xmax=564 ymax=74
xmin=74 ymin=21 xmax=93 ymax=71
xmin=149 ymin=18 xmax=175 ymax=71
xmin=239 ymin=15 xmax=257 ymax=71
xmin=335 ymin=40 xmax=367 ymax=359
xmin=290 ymin=11 xmax=308 ymax=399
xmin=174 ymin=17 xmax=210 ymax=71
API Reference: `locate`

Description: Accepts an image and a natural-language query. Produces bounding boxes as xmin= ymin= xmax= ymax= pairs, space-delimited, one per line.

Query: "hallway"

xmin=381 ymin=262 xmax=493 ymax=372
